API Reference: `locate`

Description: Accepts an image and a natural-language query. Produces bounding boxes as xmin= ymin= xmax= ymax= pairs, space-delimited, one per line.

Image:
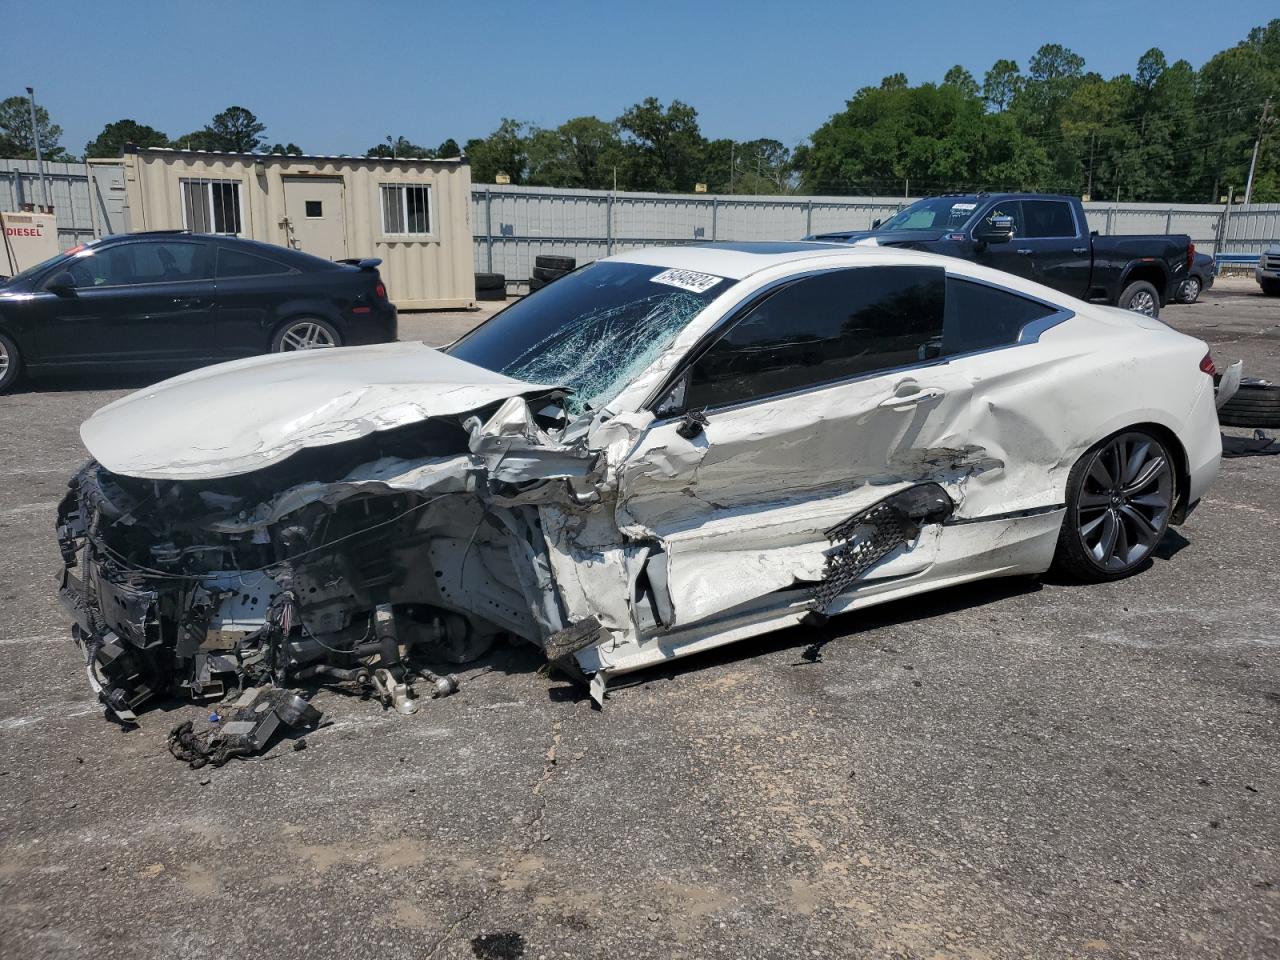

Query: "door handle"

xmin=879 ymin=388 xmax=944 ymax=409
xmin=1072 ymin=247 xmax=1088 ymax=255
xmin=1016 ymin=248 xmax=1033 ymax=255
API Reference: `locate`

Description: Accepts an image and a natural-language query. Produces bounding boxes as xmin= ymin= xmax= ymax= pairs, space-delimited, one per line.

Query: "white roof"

xmin=606 ymin=241 xmax=1080 ymax=307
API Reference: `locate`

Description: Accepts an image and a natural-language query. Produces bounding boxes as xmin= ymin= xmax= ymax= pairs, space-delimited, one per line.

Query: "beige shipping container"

xmin=118 ymin=147 xmax=475 ymax=309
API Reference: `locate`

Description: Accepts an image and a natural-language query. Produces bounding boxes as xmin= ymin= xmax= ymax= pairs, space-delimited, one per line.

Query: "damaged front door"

xmin=617 ymin=264 xmax=977 ymax=629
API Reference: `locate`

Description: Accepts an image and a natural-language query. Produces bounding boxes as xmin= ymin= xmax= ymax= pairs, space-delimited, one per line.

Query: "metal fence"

xmin=0 ymin=159 xmax=98 ymax=248
xmin=3 ymin=160 xmax=1276 ymax=280
xmin=473 ymin=185 xmax=1280 ymax=280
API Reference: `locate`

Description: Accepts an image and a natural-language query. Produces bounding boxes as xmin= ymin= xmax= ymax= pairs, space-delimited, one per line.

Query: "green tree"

xmin=943 ymin=65 xmax=980 ymax=100
xmin=0 ymin=94 xmax=72 ymax=160
xmin=269 ymin=142 xmax=303 ymax=155
xmin=84 ymin=119 xmax=168 ymax=158
xmin=207 ymin=106 xmax=267 ymax=152
xmin=527 ymin=116 xmax=624 ymax=188
xmin=465 ymin=119 xmax=530 ymax=184
xmin=366 ymin=136 xmax=431 ymax=158
xmin=171 ymin=129 xmax=225 ymax=151
xmin=617 ymin=97 xmax=705 ymax=191
xmin=982 ymin=59 xmax=1022 ymax=112
xmin=435 ymin=138 xmax=461 ymax=158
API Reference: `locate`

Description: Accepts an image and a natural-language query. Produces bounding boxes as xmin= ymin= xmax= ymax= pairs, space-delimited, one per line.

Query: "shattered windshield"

xmin=879 ymin=197 xmax=980 ymax=232
xmin=449 ymin=261 xmax=733 ymax=415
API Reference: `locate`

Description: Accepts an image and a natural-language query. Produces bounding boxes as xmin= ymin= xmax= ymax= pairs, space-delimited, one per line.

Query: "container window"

xmin=180 ymin=178 xmax=243 ymax=235
xmin=304 ymin=200 xmax=323 ymax=219
xmin=379 ymin=183 xmax=431 ymax=236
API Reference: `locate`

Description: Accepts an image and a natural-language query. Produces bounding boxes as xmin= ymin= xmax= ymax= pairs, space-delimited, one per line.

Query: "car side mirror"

xmin=46 ymin=271 xmax=77 ymax=296
xmin=871 ymin=218 xmax=882 ymax=230
xmin=974 ymin=215 xmax=1015 ymax=244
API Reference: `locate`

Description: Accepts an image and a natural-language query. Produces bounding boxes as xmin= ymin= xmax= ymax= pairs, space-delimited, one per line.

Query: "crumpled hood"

xmin=81 ymin=341 xmax=555 ymax=481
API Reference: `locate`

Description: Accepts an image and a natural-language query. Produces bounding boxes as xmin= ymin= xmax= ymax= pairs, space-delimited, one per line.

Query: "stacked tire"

xmin=1219 ymin=381 xmax=1280 ymax=428
xmin=475 ymin=272 xmax=506 ymax=302
xmin=528 ymin=255 xmax=575 ymax=292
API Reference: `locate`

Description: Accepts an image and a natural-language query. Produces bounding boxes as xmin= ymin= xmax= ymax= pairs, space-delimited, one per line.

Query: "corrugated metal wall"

xmin=0 ymin=159 xmax=97 ymax=248
xmin=472 ymin=186 xmax=1279 ymax=279
xmin=4 ymin=160 xmax=1277 ymax=285
xmin=121 ymin=149 xmax=476 ymax=309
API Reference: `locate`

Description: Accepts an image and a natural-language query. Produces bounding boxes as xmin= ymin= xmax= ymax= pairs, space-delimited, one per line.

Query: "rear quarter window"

xmin=942 ymin=277 xmax=1057 ymax=355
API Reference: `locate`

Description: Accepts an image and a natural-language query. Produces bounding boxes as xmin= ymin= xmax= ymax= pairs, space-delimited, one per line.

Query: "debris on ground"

xmin=1221 ymin=430 xmax=1280 ymax=458
xmin=167 ymin=687 xmax=322 ymax=769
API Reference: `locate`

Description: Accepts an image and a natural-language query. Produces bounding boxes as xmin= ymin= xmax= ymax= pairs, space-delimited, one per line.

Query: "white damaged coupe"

xmin=57 ymin=242 xmax=1222 ymax=719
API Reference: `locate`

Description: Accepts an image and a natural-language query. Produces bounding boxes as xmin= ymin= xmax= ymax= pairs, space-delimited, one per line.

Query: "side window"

xmin=1021 ymin=200 xmax=1076 ymax=239
xmin=684 ymin=266 xmax=945 ymax=410
xmin=980 ymin=201 xmax=1023 ymax=237
xmin=48 ymin=243 xmax=205 ymax=288
xmin=218 ymin=247 xmax=291 ymax=279
xmin=942 ymin=277 xmax=1057 ymax=355
xmin=125 ymin=242 xmax=205 ymax=283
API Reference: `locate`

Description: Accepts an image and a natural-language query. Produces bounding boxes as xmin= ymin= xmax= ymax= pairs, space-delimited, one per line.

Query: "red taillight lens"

xmin=374 ymin=282 xmax=387 ymax=300
xmin=1199 ymin=351 xmax=1216 ymax=376
xmin=1187 ymin=242 xmax=1195 ymax=271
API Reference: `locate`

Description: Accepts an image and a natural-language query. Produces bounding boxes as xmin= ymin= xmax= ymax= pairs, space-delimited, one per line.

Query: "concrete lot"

xmin=0 ymin=280 xmax=1277 ymax=960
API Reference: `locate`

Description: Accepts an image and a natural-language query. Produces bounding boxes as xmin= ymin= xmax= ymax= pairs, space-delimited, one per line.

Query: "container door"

xmin=282 ymin=178 xmax=348 ymax=261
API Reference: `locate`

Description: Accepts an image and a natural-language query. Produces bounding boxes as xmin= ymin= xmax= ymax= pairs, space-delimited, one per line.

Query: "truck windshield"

xmin=448 ymin=261 xmax=734 ymax=416
xmin=879 ymin=197 xmax=980 ymax=232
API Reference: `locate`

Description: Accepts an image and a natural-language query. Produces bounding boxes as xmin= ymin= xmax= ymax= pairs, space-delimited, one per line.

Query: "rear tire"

xmin=1118 ymin=280 xmax=1161 ymax=317
xmin=0 ymin=331 xmax=21 ymax=394
xmin=1179 ymin=276 xmax=1201 ymax=304
xmin=1052 ymin=428 xmax=1176 ymax=583
xmin=270 ymin=317 xmax=342 ymax=352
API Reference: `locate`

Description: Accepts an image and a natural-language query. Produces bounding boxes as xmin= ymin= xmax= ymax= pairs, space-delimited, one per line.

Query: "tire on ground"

xmin=534 ymin=255 xmax=575 ymax=272
xmin=1261 ymin=278 xmax=1280 ymax=296
xmin=528 ymin=276 xmax=547 ymax=292
xmin=475 ymin=287 xmax=506 ymax=301
xmin=1218 ymin=383 xmax=1280 ymax=428
xmin=1118 ymin=279 xmax=1161 ymax=317
xmin=474 ymin=272 xmax=504 ymax=291
xmin=0 ymin=330 xmax=22 ymax=395
xmin=270 ymin=317 xmax=342 ymax=352
xmin=1179 ymin=276 xmax=1201 ymax=304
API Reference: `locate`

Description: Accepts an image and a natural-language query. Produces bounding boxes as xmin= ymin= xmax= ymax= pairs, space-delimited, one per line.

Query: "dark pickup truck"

xmin=809 ymin=193 xmax=1193 ymax=317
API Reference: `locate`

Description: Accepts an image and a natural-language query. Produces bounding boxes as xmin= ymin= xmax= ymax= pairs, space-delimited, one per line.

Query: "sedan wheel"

xmin=273 ymin=319 xmax=340 ymax=352
xmin=1181 ymin=276 xmax=1201 ymax=304
xmin=1053 ymin=430 xmax=1175 ymax=581
xmin=0 ymin=331 xmax=20 ymax=394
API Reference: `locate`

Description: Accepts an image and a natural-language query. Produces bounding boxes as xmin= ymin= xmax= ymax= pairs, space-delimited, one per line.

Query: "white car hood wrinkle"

xmin=81 ymin=341 xmax=555 ymax=481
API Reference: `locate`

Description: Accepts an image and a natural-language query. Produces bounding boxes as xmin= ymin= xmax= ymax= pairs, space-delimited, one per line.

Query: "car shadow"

xmin=595 ymin=575 xmax=1045 ymax=699
xmin=15 ymin=371 xmax=172 ymax=394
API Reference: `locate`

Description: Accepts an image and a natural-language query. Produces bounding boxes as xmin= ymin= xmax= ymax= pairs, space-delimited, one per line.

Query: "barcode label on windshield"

xmin=650 ymin=268 xmax=723 ymax=294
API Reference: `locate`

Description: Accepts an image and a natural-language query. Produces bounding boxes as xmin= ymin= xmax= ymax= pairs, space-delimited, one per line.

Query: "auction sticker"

xmin=650 ymin=268 xmax=724 ymax=294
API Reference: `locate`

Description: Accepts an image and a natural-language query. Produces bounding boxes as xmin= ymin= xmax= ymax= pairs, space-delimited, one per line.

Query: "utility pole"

xmin=1086 ymin=130 xmax=1097 ymax=199
xmin=1244 ymin=98 xmax=1273 ymax=205
xmin=729 ymin=142 xmax=735 ymax=195
xmin=25 ymin=87 xmax=50 ymax=212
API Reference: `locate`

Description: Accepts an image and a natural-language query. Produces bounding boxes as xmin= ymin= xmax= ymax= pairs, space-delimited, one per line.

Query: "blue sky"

xmin=6 ymin=0 xmax=1277 ymax=155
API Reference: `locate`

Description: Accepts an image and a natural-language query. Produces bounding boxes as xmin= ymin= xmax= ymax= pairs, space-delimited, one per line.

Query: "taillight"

xmin=1199 ymin=351 xmax=1215 ymax=376
xmin=374 ymin=282 xmax=387 ymax=300
xmin=1187 ymin=242 xmax=1195 ymax=272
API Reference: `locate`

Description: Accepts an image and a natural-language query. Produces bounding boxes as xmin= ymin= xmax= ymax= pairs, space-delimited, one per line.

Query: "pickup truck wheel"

xmin=1179 ymin=276 xmax=1201 ymax=304
xmin=0 ymin=331 xmax=21 ymax=394
xmin=1261 ymin=279 xmax=1280 ymax=296
xmin=1119 ymin=280 xmax=1160 ymax=317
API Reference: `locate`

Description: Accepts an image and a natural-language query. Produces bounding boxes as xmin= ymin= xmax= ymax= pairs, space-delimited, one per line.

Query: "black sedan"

xmin=0 ymin=231 xmax=396 ymax=393
xmin=1175 ymin=251 xmax=1216 ymax=304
